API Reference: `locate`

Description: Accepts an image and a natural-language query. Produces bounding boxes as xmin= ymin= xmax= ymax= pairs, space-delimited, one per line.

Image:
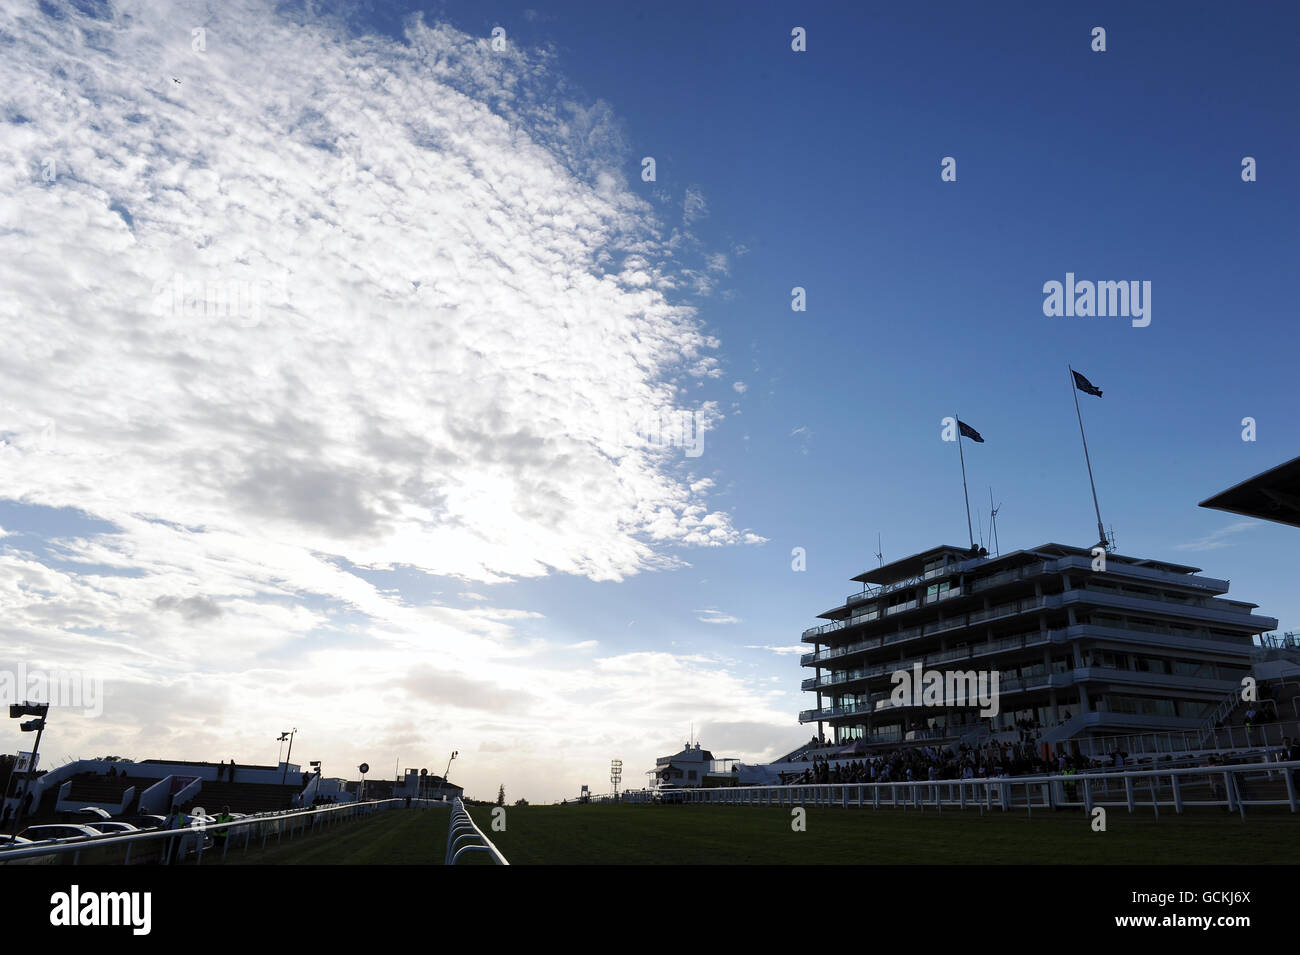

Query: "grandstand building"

xmin=799 ymin=543 xmax=1277 ymax=749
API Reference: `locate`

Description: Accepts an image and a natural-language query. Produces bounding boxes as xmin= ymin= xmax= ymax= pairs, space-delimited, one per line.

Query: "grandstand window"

xmin=925 ymin=581 xmax=952 ymax=602
xmin=887 ymin=593 xmax=918 ymax=614
xmin=1108 ymin=696 xmax=1176 ymax=717
xmin=851 ymin=603 xmax=879 ymax=622
xmin=923 ymin=558 xmax=950 ymax=580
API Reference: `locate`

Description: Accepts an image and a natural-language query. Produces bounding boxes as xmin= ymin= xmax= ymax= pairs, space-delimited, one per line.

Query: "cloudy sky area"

xmin=2 ymin=0 xmax=1299 ymax=801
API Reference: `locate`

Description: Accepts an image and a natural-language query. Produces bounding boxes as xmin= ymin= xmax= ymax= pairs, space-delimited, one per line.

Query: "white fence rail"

xmin=652 ymin=760 xmax=1300 ymax=817
xmin=0 ymin=797 xmax=416 ymax=866
xmin=444 ymin=798 xmax=509 ymax=865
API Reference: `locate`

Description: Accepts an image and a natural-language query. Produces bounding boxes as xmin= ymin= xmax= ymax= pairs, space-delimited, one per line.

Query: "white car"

xmin=17 ymin=824 xmax=102 ymax=842
xmin=85 ymin=821 xmax=140 ymax=835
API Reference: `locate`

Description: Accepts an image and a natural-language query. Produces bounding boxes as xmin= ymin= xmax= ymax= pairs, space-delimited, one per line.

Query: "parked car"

xmin=84 ymin=821 xmax=140 ymax=835
xmin=116 ymin=814 xmax=166 ymax=829
xmin=75 ymin=806 xmax=112 ymax=821
xmin=18 ymin=824 xmax=102 ymax=842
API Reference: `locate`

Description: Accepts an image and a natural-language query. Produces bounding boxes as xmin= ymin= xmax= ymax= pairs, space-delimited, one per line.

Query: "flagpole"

xmin=956 ymin=413 xmax=974 ymax=550
xmin=1069 ymin=365 xmax=1108 ymax=548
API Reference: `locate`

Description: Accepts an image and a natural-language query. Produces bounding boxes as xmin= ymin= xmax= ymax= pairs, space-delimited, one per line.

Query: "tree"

xmin=514 ymin=797 xmax=528 ymax=807
xmin=496 ymin=784 xmax=505 ymax=807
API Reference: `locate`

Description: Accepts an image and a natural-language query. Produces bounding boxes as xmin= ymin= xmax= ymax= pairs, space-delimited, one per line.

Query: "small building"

xmin=650 ymin=743 xmax=739 ymax=789
xmin=395 ymin=768 xmax=463 ymax=801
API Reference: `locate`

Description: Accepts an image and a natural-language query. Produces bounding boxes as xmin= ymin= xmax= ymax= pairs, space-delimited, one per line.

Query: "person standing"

xmin=164 ymin=808 xmax=187 ymax=865
xmin=214 ymin=806 xmax=233 ymax=853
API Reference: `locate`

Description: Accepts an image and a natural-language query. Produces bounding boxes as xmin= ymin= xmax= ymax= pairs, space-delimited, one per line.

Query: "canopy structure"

xmin=1200 ymin=456 xmax=1300 ymax=529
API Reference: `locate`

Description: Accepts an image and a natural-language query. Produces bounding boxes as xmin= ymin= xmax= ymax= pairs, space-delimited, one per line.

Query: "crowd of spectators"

xmin=778 ymin=735 xmax=1129 ymax=785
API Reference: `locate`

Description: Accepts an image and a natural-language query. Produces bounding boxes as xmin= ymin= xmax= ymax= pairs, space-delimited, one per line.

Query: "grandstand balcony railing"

xmin=1259 ymin=630 xmax=1300 ymax=650
xmin=1080 ymin=718 xmax=1300 ymax=760
xmin=800 ymin=601 xmax=1059 ymax=665
xmin=662 ymin=760 xmax=1300 ymax=815
xmin=803 ymin=556 xmax=1241 ymax=644
xmin=0 ymin=796 xmax=426 ymax=866
xmin=801 ymin=630 xmax=1060 ymax=690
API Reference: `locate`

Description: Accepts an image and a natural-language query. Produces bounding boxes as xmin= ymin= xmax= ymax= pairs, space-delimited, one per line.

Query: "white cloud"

xmin=745 ymin=645 xmax=806 ymax=655
xmin=1174 ymin=520 xmax=1261 ymax=552
xmin=683 ymin=185 xmax=708 ymax=224
xmin=695 ymin=609 xmax=742 ymax=625
xmin=0 ymin=0 xmax=779 ymax=803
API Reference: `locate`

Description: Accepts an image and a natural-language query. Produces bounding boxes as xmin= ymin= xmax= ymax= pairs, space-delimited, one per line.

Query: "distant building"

xmin=650 ymin=743 xmax=739 ymax=789
xmin=346 ymin=777 xmax=395 ymax=800
xmin=395 ymin=769 xmax=463 ymax=801
xmin=799 ymin=543 xmax=1276 ymax=748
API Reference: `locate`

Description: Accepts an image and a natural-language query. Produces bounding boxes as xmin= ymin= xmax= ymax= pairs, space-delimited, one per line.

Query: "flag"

xmin=1072 ymin=370 xmax=1103 ymax=398
xmin=958 ymin=420 xmax=984 ymax=443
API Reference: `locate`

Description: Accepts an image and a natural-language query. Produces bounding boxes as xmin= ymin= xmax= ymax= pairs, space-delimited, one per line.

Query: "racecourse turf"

xmin=216 ymin=802 xmax=1300 ymax=865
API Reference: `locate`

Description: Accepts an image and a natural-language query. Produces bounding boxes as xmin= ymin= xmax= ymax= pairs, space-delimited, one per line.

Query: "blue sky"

xmin=0 ymin=0 xmax=1296 ymax=801
xmin=447 ymin=3 xmax=1300 ymax=675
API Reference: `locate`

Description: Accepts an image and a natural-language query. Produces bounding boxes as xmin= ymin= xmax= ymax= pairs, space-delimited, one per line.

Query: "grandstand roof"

xmin=1200 ymin=455 xmax=1300 ymax=529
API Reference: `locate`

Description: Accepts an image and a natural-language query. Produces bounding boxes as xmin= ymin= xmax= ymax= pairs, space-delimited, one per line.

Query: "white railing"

xmin=1075 ymin=718 xmax=1300 ymax=759
xmin=444 ymin=798 xmax=509 ymax=865
xmin=171 ymin=776 xmax=202 ymax=811
xmin=667 ymin=760 xmax=1300 ymax=816
xmin=0 ymin=797 xmax=413 ymax=866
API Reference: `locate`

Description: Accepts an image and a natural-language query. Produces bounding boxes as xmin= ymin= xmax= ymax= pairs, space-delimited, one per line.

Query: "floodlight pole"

xmin=438 ymin=752 xmax=457 ymax=802
xmin=8 ymin=705 xmax=48 ymax=839
xmin=280 ymin=729 xmax=297 ymax=785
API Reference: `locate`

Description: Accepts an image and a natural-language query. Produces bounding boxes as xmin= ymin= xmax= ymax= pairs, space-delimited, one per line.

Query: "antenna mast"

xmin=989 ymin=488 xmax=1001 ymax=557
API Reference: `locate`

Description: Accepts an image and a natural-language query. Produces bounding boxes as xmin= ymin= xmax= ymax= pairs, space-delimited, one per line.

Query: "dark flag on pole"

xmin=958 ymin=420 xmax=984 ymax=443
xmin=1072 ymin=370 xmax=1103 ymax=398
xmin=1068 ymin=364 xmax=1108 ymax=550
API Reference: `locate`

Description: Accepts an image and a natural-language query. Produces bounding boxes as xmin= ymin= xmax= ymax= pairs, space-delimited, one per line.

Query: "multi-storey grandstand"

xmin=798 ymin=542 xmax=1277 ymax=750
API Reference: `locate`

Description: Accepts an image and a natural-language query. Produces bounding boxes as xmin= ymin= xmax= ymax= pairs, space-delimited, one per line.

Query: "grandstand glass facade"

xmin=798 ymin=543 xmax=1276 ymax=749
